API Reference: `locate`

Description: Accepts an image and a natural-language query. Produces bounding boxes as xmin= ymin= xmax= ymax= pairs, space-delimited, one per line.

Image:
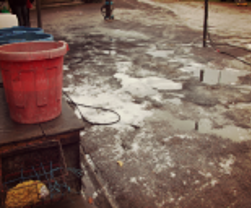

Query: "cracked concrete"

xmin=33 ymin=0 xmax=251 ymax=207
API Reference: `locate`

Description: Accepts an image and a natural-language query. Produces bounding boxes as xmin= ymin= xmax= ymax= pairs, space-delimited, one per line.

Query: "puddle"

xmin=126 ymin=38 xmax=136 ymax=42
xmin=114 ymin=73 xmax=157 ymax=97
xmin=179 ymin=64 xmax=249 ymax=85
xmin=116 ymin=62 xmax=132 ymax=73
xmin=103 ymin=50 xmax=117 ymax=55
xmin=145 ymin=44 xmax=174 ymax=58
xmin=111 ymin=29 xmax=148 ymax=40
xmin=67 ymin=74 xmax=73 ymax=79
xmin=142 ymin=77 xmax=182 ymax=90
xmin=64 ymin=83 xmax=153 ymax=131
xmin=63 ymin=65 xmax=69 ymax=71
xmin=199 ymin=121 xmax=251 ymax=142
xmin=134 ymin=68 xmax=158 ymax=77
xmin=152 ymin=111 xmax=251 ymax=142
xmin=146 ymin=50 xmax=174 ymax=58
xmin=166 ymin=98 xmax=182 ymax=105
xmin=200 ymin=68 xmax=249 ymax=85
xmin=114 ymin=73 xmax=182 ymax=97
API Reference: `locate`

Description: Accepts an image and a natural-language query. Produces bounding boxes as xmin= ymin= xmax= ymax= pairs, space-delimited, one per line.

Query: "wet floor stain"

xmin=151 ymin=110 xmax=251 ymax=142
xmin=47 ymin=3 xmax=251 ymax=207
xmin=146 ymin=49 xmax=174 ymax=58
xmin=103 ymin=50 xmax=117 ymax=55
xmin=180 ymin=64 xmax=250 ymax=85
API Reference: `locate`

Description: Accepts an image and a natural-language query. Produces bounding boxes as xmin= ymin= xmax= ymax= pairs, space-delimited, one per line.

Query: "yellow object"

xmin=117 ymin=161 xmax=123 ymax=167
xmin=5 ymin=180 xmax=46 ymax=208
xmin=236 ymin=2 xmax=248 ymax=5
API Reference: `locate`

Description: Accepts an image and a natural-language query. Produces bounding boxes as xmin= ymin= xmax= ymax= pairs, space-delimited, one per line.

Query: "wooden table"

xmin=0 ymin=87 xmax=86 ymax=206
xmin=43 ymin=195 xmax=94 ymax=208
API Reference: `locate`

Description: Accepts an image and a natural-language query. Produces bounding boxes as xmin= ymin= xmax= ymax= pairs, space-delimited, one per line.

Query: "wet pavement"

xmin=32 ymin=1 xmax=251 ymax=207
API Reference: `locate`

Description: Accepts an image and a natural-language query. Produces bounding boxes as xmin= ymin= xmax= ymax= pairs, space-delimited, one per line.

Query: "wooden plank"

xmin=40 ymin=99 xmax=86 ymax=137
xmin=0 ymin=87 xmax=85 ymax=145
xmin=235 ymin=0 xmax=247 ymax=5
xmin=42 ymin=195 xmax=93 ymax=208
xmin=0 ymin=88 xmax=43 ymax=146
xmin=0 ymin=131 xmax=79 ymax=156
xmin=1 ymin=134 xmax=81 ymax=206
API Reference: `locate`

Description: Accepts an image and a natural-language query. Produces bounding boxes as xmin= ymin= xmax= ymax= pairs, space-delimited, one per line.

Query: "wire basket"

xmin=0 ymin=140 xmax=81 ymax=208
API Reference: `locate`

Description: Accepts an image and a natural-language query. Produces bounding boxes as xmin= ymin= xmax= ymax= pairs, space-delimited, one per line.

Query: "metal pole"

xmin=200 ymin=69 xmax=204 ymax=82
xmin=195 ymin=122 xmax=199 ymax=131
xmin=218 ymin=70 xmax=222 ymax=84
xmin=203 ymin=0 xmax=208 ymax=47
xmin=36 ymin=0 xmax=42 ymax=28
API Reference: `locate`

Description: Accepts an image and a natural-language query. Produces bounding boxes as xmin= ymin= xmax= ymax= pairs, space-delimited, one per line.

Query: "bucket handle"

xmin=35 ymin=68 xmax=48 ymax=107
xmin=11 ymin=71 xmax=25 ymax=108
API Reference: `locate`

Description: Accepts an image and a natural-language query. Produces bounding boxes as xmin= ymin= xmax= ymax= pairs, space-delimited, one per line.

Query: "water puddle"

xmin=68 ymin=88 xmax=153 ymax=130
xmin=63 ymin=65 xmax=69 ymax=71
xmin=116 ymin=62 xmax=132 ymax=73
xmin=200 ymin=68 xmax=249 ymax=85
xmin=146 ymin=50 xmax=174 ymax=58
xmin=179 ymin=64 xmax=249 ymax=85
xmin=145 ymin=44 xmax=175 ymax=58
xmin=112 ymin=29 xmax=148 ymax=40
xmin=103 ymin=50 xmax=116 ymax=55
xmin=114 ymin=73 xmax=182 ymax=97
xmin=166 ymin=98 xmax=182 ymax=105
xmin=153 ymin=111 xmax=251 ymax=142
xmin=142 ymin=77 xmax=182 ymax=90
xmin=198 ymin=121 xmax=251 ymax=142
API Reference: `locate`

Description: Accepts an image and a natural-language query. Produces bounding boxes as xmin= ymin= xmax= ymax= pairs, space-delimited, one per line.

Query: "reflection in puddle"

xmin=112 ymin=29 xmax=148 ymax=39
xmin=154 ymin=111 xmax=251 ymax=142
xmin=198 ymin=120 xmax=251 ymax=142
xmin=146 ymin=50 xmax=174 ymax=58
xmin=103 ymin=50 xmax=116 ymax=55
xmin=200 ymin=68 xmax=249 ymax=85
xmin=142 ymin=77 xmax=182 ymax=90
xmin=180 ymin=64 xmax=249 ymax=85
xmin=116 ymin=62 xmax=132 ymax=73
xmin=114 ymin=73 xmax=182 ymax=98
xmin=166 ymin=98 xmax=182 ymax=105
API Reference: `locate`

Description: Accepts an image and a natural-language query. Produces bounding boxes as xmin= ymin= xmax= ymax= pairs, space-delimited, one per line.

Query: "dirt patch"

xmin=38 ymin=1 xmax=251 ymax=207
xmin=225 ymin=107 xmax=251 ymax=128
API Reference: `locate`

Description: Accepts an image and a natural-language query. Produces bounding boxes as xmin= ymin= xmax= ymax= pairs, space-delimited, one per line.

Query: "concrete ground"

xmin=31 ymin=1 xmax=251 ymax=207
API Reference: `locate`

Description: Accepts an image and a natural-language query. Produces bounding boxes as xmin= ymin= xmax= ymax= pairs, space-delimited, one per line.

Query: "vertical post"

xmin=218 ymin=70 xmax=222 ymax=85
xmin=36 ymin=0 xmax=42 ymax=28
xmin=195 ymin=122 xmax=199 ymax=131
xmin=200 ymin=69 xmax=204 ymax=82
xmin=203 ymin=0 xmax=208 ymax=47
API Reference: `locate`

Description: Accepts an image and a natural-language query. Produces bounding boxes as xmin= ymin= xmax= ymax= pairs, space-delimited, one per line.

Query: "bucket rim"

xmin=0 ymin=32 xmax=52 ymax=37
xmin=0 ymin=41 xmax=69 ymax=61
xmin=0 ymin=26 xmax=43 ymax=31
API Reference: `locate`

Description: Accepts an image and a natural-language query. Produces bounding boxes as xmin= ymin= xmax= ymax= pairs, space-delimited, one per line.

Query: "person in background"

xmin=26 ymin=0 xmax=32 ymax=27
xmin=7 ymin=0 xmax=15 ymax=14
xmin=8 ymin=0 xmax=29 ymax=26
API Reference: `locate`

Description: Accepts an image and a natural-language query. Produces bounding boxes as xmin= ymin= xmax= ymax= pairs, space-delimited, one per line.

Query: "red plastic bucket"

xmin=0 ymin=41 xmax=69 ymax=124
